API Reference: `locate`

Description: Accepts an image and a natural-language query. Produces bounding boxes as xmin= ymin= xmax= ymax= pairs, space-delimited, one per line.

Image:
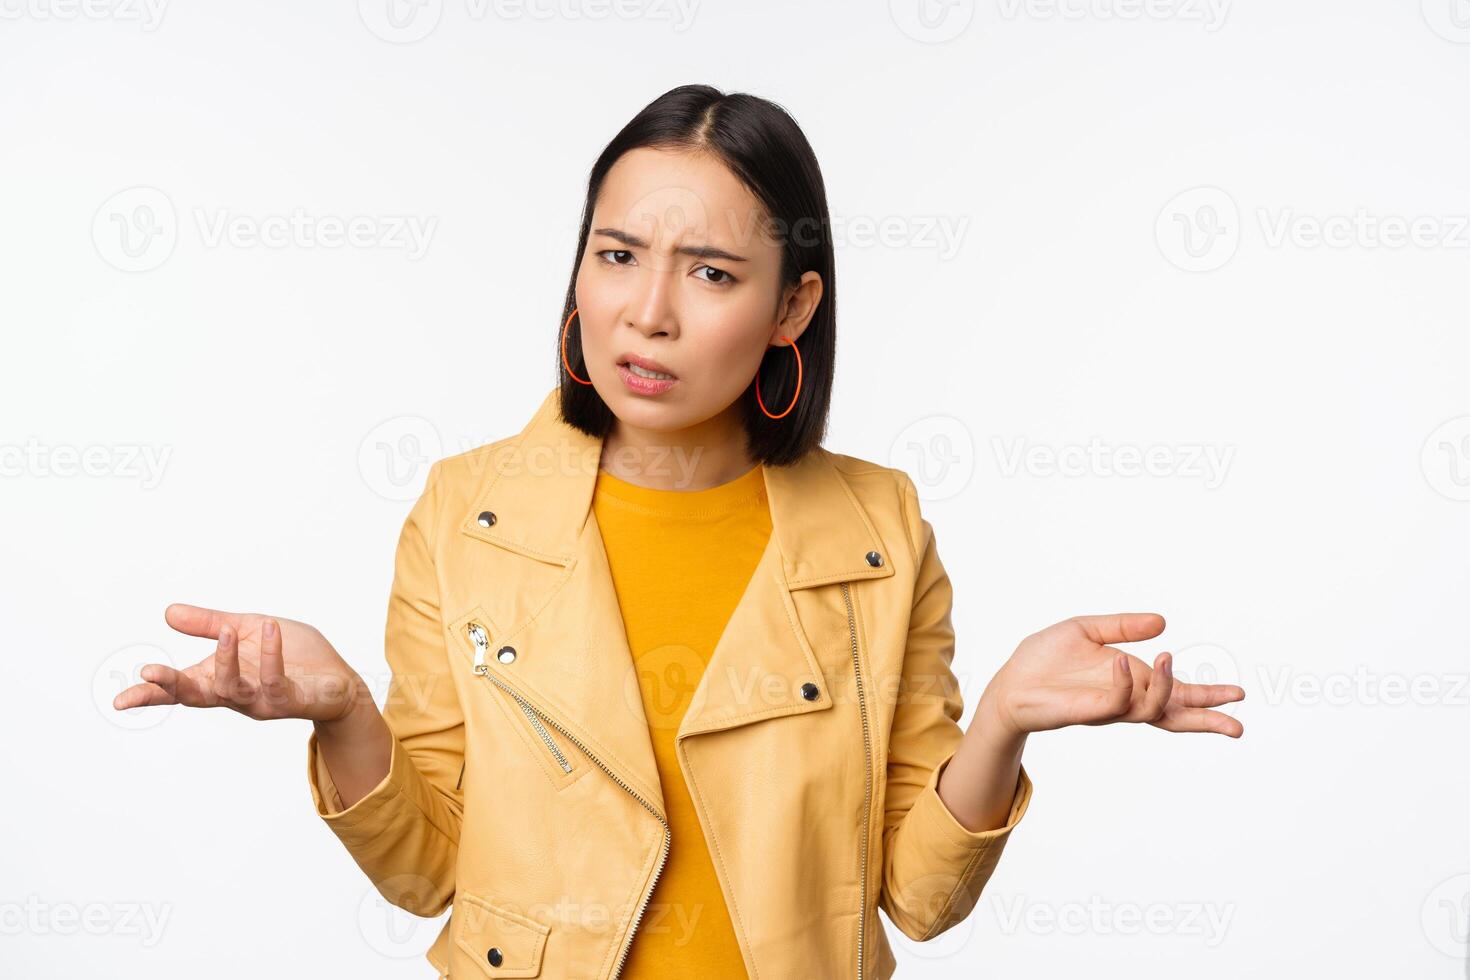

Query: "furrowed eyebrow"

xmin=592 ymin=227 xmax=748 ymax=263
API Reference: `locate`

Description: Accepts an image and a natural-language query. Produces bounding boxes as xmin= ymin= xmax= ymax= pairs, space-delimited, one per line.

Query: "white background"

xmin=3 ymin=0 xmax=1468 ymax=976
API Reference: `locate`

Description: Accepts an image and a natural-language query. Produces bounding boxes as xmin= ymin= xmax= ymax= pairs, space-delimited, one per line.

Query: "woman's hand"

xmin=979 ymin=613 xmax=1245 ymax=738
xmin=112 ymin=603 xmax=371 ymax=724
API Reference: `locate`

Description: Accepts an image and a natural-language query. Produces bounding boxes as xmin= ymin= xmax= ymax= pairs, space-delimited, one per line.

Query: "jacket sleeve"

xmin=877 ymin=471 xmax=1035 ymax=943
xmin=305 ymin=459 xmax=466 ymax=916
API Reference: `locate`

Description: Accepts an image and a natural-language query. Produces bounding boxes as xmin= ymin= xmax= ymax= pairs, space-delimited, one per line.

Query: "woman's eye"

xmin=696 ymin=265 xmax=734 ymax=285
xmin=597 ymin=250 xmax=730 ymax=284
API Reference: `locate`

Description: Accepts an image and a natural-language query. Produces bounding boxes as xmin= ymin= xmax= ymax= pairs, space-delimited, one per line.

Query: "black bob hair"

xmin=556 ymin=83 xmax=836 ymax=467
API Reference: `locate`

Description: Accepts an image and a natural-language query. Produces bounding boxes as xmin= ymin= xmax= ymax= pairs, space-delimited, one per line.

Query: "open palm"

xmin=111 ymin=603 xmax=367 ymax=723
xmin=986 ymin=613 xmax=1245 ymax=737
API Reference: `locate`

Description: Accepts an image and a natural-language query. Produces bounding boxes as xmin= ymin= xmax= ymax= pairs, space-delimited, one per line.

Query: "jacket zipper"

xmin=842 ymin=581 xmax=872 ymax=980
xmin=465 ymin=621 xmax=671 ymax=979
xmin=468 ymin=623 xmax=573 ymax=773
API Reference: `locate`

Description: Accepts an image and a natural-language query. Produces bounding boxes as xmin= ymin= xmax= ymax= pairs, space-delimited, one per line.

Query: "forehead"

xmin=594 ymin=146 xmax=766 ymax=247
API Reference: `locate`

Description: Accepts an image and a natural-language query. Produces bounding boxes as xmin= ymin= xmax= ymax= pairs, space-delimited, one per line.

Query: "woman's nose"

xmin=625 ymin=264 xmax=679 ymax=335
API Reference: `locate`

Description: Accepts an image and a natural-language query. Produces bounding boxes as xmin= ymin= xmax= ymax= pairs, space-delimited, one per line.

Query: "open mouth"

xmin=616 ymin=356 xmax=679 ymax=394
xmin=620 ymin=360 xmax=677 ymax=381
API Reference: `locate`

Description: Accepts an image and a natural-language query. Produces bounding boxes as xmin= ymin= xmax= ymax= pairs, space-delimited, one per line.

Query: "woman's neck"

xmin=599 ymin=407 xmax=756 ymax=492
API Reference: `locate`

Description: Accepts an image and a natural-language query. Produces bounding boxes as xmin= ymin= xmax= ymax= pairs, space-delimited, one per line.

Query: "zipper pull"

xmin=467 ymin=622 xmax=489 ymax=674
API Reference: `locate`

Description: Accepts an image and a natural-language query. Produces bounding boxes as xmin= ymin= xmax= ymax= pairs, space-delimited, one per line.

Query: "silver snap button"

xmin=477 ymin=511 xmax=496 ymax=528
xmin=496 ymin=646 xmax=517 ymax=664
xmin=865 ymin=550 xmax=883 ymax=567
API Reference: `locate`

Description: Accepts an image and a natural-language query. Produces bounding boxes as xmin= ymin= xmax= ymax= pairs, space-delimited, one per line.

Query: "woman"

xmin=114 ymin=84 xmax=1245 ymax=978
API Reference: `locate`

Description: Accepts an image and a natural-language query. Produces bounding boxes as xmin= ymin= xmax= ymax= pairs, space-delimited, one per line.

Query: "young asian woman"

xmin=114 ymin=83 xmax=1246 ymax=979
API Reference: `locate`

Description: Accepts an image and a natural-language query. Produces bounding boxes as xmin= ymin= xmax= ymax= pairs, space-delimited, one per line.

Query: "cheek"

xmin=706 ymin=324 xmax=761 ymax=365
xmin=688 ymin=306 xmax=772 ymax=382
xmin=573 ymin=268 xmax=618 ymax=353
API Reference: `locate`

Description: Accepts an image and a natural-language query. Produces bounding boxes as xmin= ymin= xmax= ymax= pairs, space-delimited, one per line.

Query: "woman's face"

xmin=574 ymin=146 xmax=821 ymax=435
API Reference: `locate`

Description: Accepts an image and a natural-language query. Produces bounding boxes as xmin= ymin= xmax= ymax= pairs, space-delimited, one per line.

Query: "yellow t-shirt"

xmin=592 ymin=460 xmax=770 ymax=980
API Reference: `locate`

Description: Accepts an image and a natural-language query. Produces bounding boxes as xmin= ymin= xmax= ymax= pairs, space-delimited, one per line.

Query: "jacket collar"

xmin=450 ymin=387 xmax=896 ymax=809
xmin=458 ymin=387 xmax=895 ymax=591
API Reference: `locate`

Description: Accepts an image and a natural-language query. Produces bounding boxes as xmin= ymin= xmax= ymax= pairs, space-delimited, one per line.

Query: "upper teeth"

xmin=627 ymin=363 xmax=673 ymax=380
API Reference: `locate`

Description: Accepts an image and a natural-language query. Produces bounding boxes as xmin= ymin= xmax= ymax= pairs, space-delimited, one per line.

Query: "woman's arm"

xmin=114 ymin=460 xmax=468 ymax=915
xmin=303 ymin=458 xmax=467 ymax=915
xmin=311 ymin=691 xmax=393 ymax=810
xmin=876 ymin=474 xmax=1036 ymax=944
xmin=877 ymin=472 xmax=1246 ymax=942
xmin=934 ymin=700 xmax=1027 ymax=834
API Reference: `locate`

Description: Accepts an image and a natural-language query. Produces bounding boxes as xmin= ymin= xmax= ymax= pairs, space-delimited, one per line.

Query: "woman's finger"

xmin=144 ymin=662 xmax=222 ymax=708
xmin=1070 ymin=654 xmax=1139 ymax=726
xmin=1106 ymin=652 xmax=1133 ymax=717
xmin=164 ymin=603 xmax=244 ymax=640
xmin=1156 ymin=705 xmax=1245 ymax=737
xmin=212 ymin=624 xmax=246 ymax=704
xmin=1069 ymin=612 xmax=1166 ymax=647
xmin=1135 ymin=651 xmax=1173 ymax=721
xmin=1171 ymin=681 xmax=1246 ymax=708
xmin=139 ymin=662 xmax=184 ymax=704
xmin=113 ymin=679 xmax=177 ymax=710
xmin=257 ymin=618 xmax=287 ymax=712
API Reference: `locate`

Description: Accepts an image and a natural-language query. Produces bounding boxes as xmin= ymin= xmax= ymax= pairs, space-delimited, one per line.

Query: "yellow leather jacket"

xmin=307 ymin=386 xmax=1034 ymax=978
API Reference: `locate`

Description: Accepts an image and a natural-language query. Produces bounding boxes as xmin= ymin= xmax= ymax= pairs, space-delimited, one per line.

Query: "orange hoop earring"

xmin=561 ymin=307 xmax=594 ymax=385
xmin=755 ymin=335 xmax=802 ymax=420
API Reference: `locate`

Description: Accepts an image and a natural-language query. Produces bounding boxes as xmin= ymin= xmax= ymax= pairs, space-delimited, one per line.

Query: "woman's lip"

xmin=617 ymin=362 xmax=678 ymax=395
xmin=619 ymin=353 xmax=677 ymax=376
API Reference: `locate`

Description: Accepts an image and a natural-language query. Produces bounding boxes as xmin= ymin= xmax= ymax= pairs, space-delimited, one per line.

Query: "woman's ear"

xmin=774 ymin=271 xmax=823 ymax=345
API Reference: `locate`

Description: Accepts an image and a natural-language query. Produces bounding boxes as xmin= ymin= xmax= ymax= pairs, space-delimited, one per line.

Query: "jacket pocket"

xmin=452 ymin=890 xmax=549 ymax=978
xmin=447 ymin=606 xmax=583 ymax=791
